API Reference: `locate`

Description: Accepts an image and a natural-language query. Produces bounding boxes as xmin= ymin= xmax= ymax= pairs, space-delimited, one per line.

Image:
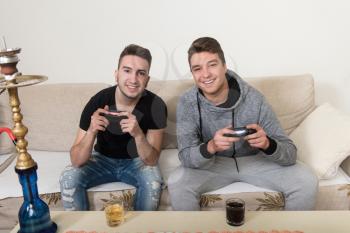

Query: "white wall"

xmin=1 ymin=0 xmax=350 ymax=113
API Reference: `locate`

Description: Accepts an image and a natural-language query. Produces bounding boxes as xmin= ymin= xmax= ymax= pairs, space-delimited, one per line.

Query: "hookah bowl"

xmin=0 ymin=47 xmax=57 ymax=233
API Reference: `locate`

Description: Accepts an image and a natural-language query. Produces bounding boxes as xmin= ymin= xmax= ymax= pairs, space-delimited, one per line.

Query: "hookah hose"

xmin=0 ymin=127 xmax=17 ymax=145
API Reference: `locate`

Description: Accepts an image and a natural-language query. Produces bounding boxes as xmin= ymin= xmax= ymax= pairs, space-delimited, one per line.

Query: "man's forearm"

xmin=70 ymin=131 xmax=96 ymax=167
xmin=134 ymin=133 xmax=159 ymax=166
xmin=266 ymin=140 xmax=297 ymax=166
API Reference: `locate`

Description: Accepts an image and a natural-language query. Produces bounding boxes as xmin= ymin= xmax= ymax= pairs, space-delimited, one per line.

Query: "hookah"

xmin=0 ymin=39 xmax=57 ymax=233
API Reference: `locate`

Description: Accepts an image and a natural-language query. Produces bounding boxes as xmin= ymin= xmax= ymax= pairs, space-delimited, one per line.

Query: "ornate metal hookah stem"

xmin=0 ymin=40 xmax=36 ymax=170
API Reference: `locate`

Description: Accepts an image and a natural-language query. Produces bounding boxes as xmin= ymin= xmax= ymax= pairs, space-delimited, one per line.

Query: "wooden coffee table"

xmin=10 ymin=210 xmax=350 ymax=233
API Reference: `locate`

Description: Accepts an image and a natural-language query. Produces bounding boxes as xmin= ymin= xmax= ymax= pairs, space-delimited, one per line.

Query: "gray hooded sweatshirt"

xmin=176 ymin=70 xmax=297 ymax=169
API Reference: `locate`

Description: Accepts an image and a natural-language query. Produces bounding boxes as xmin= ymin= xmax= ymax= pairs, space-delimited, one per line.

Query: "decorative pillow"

xmin=290 ymin=103 xmax=350 ymax=179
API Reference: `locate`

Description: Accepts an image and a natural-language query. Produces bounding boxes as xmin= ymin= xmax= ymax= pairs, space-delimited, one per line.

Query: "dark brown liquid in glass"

xmin=226 ymin=202 xmax=244 ymax=226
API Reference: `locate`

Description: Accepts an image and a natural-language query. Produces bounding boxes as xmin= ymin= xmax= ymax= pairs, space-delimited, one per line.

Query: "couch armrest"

xmin=341 ymin=157 xmax=350 ymax=177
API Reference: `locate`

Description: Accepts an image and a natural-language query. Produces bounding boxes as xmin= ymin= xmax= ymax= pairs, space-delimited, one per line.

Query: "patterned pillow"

xmin=200 ymin=192 xmax=285 ymax=211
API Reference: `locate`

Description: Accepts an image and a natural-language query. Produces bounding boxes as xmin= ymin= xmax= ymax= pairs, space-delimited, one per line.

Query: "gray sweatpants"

xmin=168 ymin=154 xmax=318 ymax=210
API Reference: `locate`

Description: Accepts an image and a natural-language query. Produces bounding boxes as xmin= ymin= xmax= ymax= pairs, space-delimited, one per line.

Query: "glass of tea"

xmin=226 ymin=198 xmax=245 ymax=226
xmin=104 ymin=199 xmax=125 ymax=227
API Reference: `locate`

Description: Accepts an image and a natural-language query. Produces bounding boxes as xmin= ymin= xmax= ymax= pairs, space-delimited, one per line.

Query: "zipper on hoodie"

xmin=197 ymin=92 xmax=239 ymax=173
xmin=231 ymin=110 xmax=239 ymax=172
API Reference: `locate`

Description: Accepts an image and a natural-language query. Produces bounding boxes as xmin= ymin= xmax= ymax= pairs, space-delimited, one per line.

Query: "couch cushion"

xmin=0 ymin=83 xmax=110 ymax=152
xmin=147 ymin=80 xmax=194 ymax=149
xmin=290 ymin=103 xmax=350 ymax=179
xmin=246 ymin=74 xmax=315 ymax=135
xmin=158 ymin=149 xmax=181 ymax=185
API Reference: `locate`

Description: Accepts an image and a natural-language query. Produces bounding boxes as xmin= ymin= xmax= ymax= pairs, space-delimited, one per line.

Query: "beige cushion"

xmin=246 ymin=74 xmax=315 ymax=135
xmin=158 ymin=149 xmax=181 ymax=185
xmin=0 ymin=83 xmax=110 ymax=152
xmin=290 ymin=103 xmax=350 ymax=179
xmin=147 ymin=79 xmax=194 ymax=149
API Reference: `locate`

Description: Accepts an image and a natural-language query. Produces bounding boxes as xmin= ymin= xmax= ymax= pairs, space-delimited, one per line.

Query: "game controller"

xmin=223 ymin=127 xmax=257 ymax=137
xmin=101 ymin=110 xmax=128 ymax=135
xmin=102 ymin=111 xmax=128 ymax=122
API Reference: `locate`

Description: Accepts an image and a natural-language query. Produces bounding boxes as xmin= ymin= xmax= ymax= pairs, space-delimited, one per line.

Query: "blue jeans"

xmin=59 ymin=152 xmax=162 ymax=211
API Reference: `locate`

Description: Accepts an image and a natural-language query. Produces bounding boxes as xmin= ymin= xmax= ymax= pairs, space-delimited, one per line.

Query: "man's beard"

xmin=118 ymin=86 xmax=141 ymax=100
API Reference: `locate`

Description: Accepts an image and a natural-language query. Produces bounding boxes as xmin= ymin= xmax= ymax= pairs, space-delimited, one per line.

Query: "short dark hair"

xmin=118 ymin=44 xmax=152 ymax=70
xmin=187 ymin=37 xmax=226 ymax=65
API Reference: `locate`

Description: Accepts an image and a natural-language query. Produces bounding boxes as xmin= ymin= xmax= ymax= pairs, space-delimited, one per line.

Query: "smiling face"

xmin=190 ymin=51 xmax=228 ymax=99
xmin=115 ymin=55 xmax=150 ymax=100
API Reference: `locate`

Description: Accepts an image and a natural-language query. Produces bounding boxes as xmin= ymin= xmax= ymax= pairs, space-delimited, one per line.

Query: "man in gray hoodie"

xmin=168 ymin=37 xmax=318 ymax=210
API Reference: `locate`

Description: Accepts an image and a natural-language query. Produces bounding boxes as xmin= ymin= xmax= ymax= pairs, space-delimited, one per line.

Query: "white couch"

xmin=1 ymin=74 xmax=350 ymax=231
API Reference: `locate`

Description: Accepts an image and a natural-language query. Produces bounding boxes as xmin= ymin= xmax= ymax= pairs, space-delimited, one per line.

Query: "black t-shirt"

xmin=80 ymin=86 xmax=167 ymax=159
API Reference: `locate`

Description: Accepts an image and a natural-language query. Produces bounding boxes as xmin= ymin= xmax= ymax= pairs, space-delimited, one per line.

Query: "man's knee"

xmin=168 ymin=167 xmax=203 ymax=210
xmin=137 ymin=165 xmax=163 ymax=193
xmin=60 ymin=166 xmax=82 ymax=189
xmin=168 ymin=166 xmax=200 ymax=200
xmin=132 ymin=165 xmax=162 ymax=210
xmin=59 ymin=166 xmax=87 ymax=208
xmin=168 ymin=166 xmax=187 ymax=191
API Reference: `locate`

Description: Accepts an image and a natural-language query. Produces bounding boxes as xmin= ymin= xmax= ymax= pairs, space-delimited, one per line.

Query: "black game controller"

xmin=101 ymin=111 xmax=128 ymax=135
xmin=223 ymin=127 xmax=257 ymax=137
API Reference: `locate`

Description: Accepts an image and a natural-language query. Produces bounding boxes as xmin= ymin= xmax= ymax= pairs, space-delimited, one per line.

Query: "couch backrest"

xmin=246 ymin=74 xmax=315 ymax=134
xmin=147 ymin=80 xmax=194 ymax=149
xmin=0 ymin=83 xmax=110 ymax=153
xmin=147 ymin=74 xmax=315 ymax=149
xmin=0 ymin=74 xmax=315 ymax=153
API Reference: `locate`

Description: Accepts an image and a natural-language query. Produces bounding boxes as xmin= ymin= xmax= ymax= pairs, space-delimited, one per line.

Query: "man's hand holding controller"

xmin=207 ymin=126 xmax=241 ymax=154
xmin=223 ymin=124 xmax=270 ymax=150
xmin=95 ymin=107 xmax=142 ymax=138
xmin=88 ymin=105 xmax=110 ymax=134
xmin=208 ymin=124 xmax=270 ymax=154
xmin=242 ymin=124 xmax=270 ymax=150
xmin=114 ymin=111 xmax=143 ymax=138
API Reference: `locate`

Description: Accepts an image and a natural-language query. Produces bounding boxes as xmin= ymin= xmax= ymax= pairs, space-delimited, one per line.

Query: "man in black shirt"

xmin=59 ymin=44 xmax=167 ymax=211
